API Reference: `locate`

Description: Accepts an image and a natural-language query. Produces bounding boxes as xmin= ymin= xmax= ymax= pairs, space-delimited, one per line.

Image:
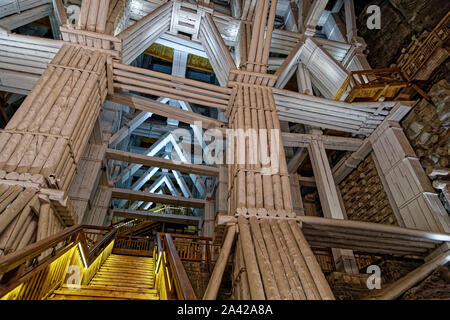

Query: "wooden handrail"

xmin=0 ymin=225 xmax=81 ymax=274
xmin=160 ymin=232 xmax=213 ymax=241
xmin=88 ymin=227 xmax=117 ymax=262
xmin=0 ymin=225 xmax=113 ymax=275
xmin=0 ymin=224 xmax=116 ymax=299
xmin=164 ymin=234 xmax=197 ymax=300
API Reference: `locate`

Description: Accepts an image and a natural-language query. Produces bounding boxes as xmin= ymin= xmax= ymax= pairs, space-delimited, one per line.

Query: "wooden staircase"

xmin=49 ymin=254 xmax=159 ymax=300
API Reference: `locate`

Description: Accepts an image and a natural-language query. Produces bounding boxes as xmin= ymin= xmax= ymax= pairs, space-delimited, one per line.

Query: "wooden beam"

xmin=282 ymin=132 xmax=363 ymax=151
xmin=287 ymin=147 xmax=307 ymax=174
xmin=108 ymin=110 xmax=152 ymax=148
xmin=107 ymin=93 xmax=226 ymax=131
xmin=52 ymin=0 xmax=67 ymax=26
xmin=0 ymin=4 xmax=52 ymax=30
xmin=111 ymin=188 xmax=207 ymax=209
xmin=113 ymin=208 xmax=202 ymax=225
xmin=274 ymin=38 xmax=304 ymax=88
xmin=304 ymin=0 xmax=329 ymax=35
xmin=105 ymin=148 xmax=219 ymax=177
xmin=298 ymin=175 xmax=316 ymax=187
xmin=203 ymin=224 xmax=236 ymax=299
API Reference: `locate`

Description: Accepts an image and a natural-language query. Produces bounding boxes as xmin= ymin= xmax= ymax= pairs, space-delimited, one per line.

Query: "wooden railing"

xmin=116 ymin=220 xmax=161 ymax=237
xmin=113 ymin=235 xmax=153 ymax=257
xmin=312 ymin=247 xmax=381 ymax=273
xmin=154 ymin=233 xmax=196 ymax=300
xmin=0 ymin=225 xmax=116 ymax=300
xmin=333 ymin=67 xmax=409 ymax=102
xmin=160 ymin=233 xmax=220 ymax=271
xmin=401 ymin=11 xmax=450 ymax=81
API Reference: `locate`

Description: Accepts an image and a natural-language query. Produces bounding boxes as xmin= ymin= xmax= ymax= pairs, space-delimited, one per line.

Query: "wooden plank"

xmin=111 ymin=188 xmax=206 ymax=209
xmin=105 ymin=148 xmax=219 ymax=177
xmin=108 ymin=93 xmax=226 ymax=131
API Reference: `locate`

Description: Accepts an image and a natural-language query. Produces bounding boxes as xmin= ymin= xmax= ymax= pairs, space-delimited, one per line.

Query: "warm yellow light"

xmin=78 ymin=243 xmax=88 ymax=268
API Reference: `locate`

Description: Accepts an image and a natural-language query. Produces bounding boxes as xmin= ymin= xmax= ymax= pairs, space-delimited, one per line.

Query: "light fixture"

xmin=78 ymin=243 xmax=88 ymax=269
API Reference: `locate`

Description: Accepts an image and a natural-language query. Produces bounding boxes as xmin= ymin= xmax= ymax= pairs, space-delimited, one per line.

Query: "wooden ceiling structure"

xmin=0 ymin=0 xmax=449 ymax=300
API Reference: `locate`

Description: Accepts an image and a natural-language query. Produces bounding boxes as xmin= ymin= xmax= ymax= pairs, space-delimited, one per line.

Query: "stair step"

xmin=89 ymin=280 xmax=154 ymax=289
xmin=102 ymin=263 xmax=154 ymax=269
xmin=100 ymin=265 xmax=154 ymax=271
xmin=96 ymin=270 xmax=155 ymax=278
xmin=103 ymin=261 xmax=154 ymax=267
xmin=53 ymin=288 xmax=159 ymax=300
xmin=49 ymin=295 xmax=126 ymax=300
xmin=108 ymin=256 xmax=153 ymax=262
xmin=97 ymin=266 xmax=154 ymax=273
xmin=91 ymin=278 xmax=154 ymax=286
xmin=61 ymin=284 xmax=157 ymax=295
xmin=94 ymin=274 xmax=154 ymax=281
xmin=107 ymin=258 xmax=153 ymax=263
xmin=48 ymin=254 xmax=159 ymax=300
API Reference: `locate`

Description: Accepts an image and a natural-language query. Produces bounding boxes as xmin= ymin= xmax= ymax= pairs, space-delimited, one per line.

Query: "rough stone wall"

xmin=339 ymin=155 xmax=398 ymax=225
xmin=182 ymin=261 xmax=211 ymax=299
xmin=354 ymin=0 xmax=450 ymax=68
xmin=401 ymin=80 xmax=450 ymax=211
xmin=328 ymin=258 xmax=422 ymax=300
xmin=401 ymin=264 xmax=450 ymax=299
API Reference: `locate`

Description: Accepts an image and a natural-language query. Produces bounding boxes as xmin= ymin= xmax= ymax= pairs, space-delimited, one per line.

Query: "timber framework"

xmin=0 ymin=0 xmax=449 ymax=301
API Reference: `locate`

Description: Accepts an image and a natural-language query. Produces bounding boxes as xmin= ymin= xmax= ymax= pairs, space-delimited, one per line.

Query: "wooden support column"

xmin=304 ymin=0 xmax=329 ymax=36
xmin=167 ymin=49 xmax=188 ymax=126
xmin=307 ymin=129 xmax=358 ymax=274
xmin=290 ymin=173 xmax=304 ymax=215
xmin=216 ymin=165 xmax=228 ymax=215
xmin=323 ymin=12 xmax=347 ymax=42
xmin=296 ymin=62 xmax=313 ymax=95
xmin=344 ymin=0 xmax=358 ymax=43
xmin=203 ymin=224 xmax=236 ymax=300
xmin=342 ymin=37 xmax=371 ymax=72
xmin=299 ymin=37 xmax=349 ymax=98
xmin=274 ymin=39 xmax=305 ymax=89
xmin=203 ymin=200 xmax=215 ymax=238
xmin=370 ymin=121 xmax=450 ymax=233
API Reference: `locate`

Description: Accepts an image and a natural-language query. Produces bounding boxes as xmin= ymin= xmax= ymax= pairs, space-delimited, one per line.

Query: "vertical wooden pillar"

xmin=296 ymin=62 xmax=313 ymax=95
xmin=290 ymin=173 xmax=305 ymax=215
xmin=203 ymin=200 xmax=215 ymax=238
xmin=304 ymin=0 xmax=329 ymax=36
xmin=308 ymin=129 xmax=358 ymax=274
xmin=216 ymin=165 xmax=228 ymax=215
xmin=344 ymin=0 xmax=357 ymax=43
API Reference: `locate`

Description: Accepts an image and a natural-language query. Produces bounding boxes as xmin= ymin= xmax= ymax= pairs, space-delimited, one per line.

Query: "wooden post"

xmin=203 ymin=224 xmax=236 ymax=300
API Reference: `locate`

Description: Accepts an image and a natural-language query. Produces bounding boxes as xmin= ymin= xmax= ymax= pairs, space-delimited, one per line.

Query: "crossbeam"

xmin=113 ymin=208 xmax=202 ymax=225
xmin=112 ymin=62 xmax=231 ymax=110
xmin=282 ymin=132 xmax=363 ymax=151
xmin=108 ymin=93 xmax=226 ymax=131
xmin=111 ymin=188 xmax=206 ymax=209
xmin=105 ymin=148 xmax=219 ymax=177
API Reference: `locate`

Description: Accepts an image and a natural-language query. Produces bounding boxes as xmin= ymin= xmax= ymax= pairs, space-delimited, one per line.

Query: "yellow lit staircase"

xmin=48 ymin=254 xmax=159 ymax=300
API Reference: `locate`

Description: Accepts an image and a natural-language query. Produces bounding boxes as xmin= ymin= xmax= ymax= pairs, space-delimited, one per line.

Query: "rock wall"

xmin=339 ymin=155 xmax=398 ymax=225
xmin=354 ymin=0 xmax=450 ymax=68
xmin=401 ymin=264 xmax=450 ymax=299
xmin=328 ymin=258 xmax=422 ymax=300
xmin=182 ymin=261 xmax=211 ymax=299
xmin=182 ymin=261 xmax=233 ymax=300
